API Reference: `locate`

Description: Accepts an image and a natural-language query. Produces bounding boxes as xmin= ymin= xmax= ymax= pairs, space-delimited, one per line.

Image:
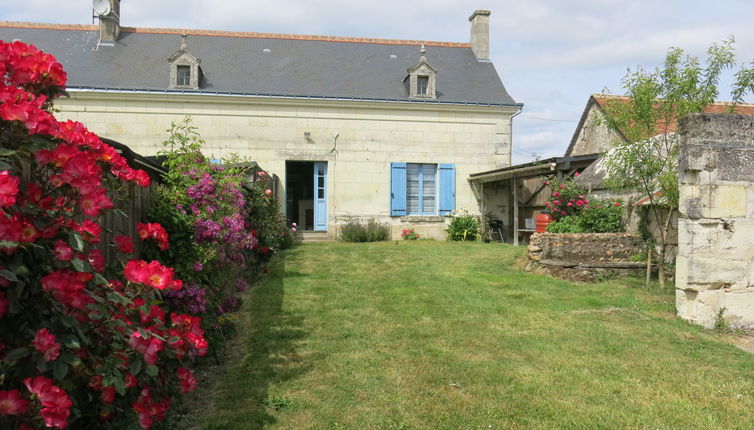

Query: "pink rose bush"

xmin=542 ymin=174 xmax=624 ymax=233
xmin=542 ymin=175 xmax=589 ymax=220
xmin=0 ymin=41 xmax=206 ymax=428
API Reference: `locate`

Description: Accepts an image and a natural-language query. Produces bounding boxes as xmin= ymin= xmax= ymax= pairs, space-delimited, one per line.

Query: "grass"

xmin=201 ymin=241 xmax=754 ymax=429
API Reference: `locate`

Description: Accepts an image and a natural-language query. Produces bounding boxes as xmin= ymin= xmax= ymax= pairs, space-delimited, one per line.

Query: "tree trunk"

xmin=657 ymin=246 xmax=665 ymax=289
xmin=645 ymin=247 xmax=652 ymax=287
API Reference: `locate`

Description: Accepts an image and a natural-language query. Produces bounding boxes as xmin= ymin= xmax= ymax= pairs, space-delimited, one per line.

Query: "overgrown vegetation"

xmin=446 ymin=209 xmax=480 ymax=241
xmin=542 ymin=174 xmax=625 ymax=233
xmin=338 ymin=219 xmax=390 ymax=242
xmin=145 ymin=117 xmax=293 ymax=355
xmin=600 ymin=37 xmax=754 ymax=287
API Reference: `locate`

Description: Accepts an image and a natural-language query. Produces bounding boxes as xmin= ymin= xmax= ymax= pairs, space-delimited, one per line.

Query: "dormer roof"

xmin=167 ymin=34 xmax=200 ymax=64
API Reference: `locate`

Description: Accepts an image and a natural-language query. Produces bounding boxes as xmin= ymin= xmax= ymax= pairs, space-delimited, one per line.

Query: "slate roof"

xmin=0 ymin=22 xmax=519 ymax=107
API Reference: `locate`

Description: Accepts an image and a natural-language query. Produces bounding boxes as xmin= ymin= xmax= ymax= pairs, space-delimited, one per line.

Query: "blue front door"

xmin=313 ymin=162 xmax=327 ymax=231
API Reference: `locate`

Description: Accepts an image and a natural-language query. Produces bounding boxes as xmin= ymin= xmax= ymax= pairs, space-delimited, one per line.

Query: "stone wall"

xmin=528 ymin=233 xmax=644 ymax=281
xmin=676 ymin=113 xmax=754 ymax=328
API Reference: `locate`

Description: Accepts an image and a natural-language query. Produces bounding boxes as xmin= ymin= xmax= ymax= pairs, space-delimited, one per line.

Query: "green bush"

xmin=578 ymin=201 xmax=624 ymax=233
xmin=546 ymin=216 xmax=585 ymax=233
xmin=339 ymin=219 xmax=390 ymax=242
xmin=545 ymin=200 xmax=625 ymax=233
xmin=446 ymin=209 xmax=480 ymax=241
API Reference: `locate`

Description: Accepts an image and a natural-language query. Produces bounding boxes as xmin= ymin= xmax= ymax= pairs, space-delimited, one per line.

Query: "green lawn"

xmin=201 ymin=241 xmax=754 ymax=429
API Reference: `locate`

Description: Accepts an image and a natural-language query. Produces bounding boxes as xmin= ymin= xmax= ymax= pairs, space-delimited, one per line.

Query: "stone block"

xmin=675 ymin=255 xmax=689 ymax=286
xmin=721 ymin=288 xmax=754 ymax=328
xmin=679 ymin=113 xmax=754 ymax=147
xmin=676 ymin=289 xmax=721 ymax=329
xmin=718 ymin=149 xmax=754 ymax=182
xmin=683 ymin=256 xmax=749 ymax=289
xmin=689 ymin=185 xmax=749 ymax=219
xmin=679 ymin=145 xmax=716 ymax=173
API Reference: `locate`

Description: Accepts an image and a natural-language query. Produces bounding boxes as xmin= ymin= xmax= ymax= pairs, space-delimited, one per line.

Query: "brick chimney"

xmin=96 ymin=0 xmax=121 ymax=46
xmin=469 ymin=10 xmax=491 ymax=61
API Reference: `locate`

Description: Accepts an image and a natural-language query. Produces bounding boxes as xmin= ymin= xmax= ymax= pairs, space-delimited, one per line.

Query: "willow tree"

xmin=600 ymin=37 xmax=754 ymax=287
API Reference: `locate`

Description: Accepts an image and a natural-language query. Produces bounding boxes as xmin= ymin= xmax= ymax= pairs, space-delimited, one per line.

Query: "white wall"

xmin=58 ymin=91 xmax=515 ymax=239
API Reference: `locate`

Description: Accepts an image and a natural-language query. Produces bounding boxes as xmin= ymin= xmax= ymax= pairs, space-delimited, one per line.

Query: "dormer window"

xmin=176 ymin=65 xmax=191 ymax=86
xmin=417 ymin=76 xmax=429 ymax=96
xmin=406 ymin=45 xmax=437 ymax=99
xmin=168 ymin=35 xmax=201 ymax=90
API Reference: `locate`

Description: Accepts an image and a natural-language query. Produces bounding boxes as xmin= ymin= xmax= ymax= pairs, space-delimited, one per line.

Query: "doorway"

xmin=285 ymin=161 xmax=327 ymax=231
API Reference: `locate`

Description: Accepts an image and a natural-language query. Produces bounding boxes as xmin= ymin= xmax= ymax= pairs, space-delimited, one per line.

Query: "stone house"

xmin=0 ymin=3 xmax=521 ymax=240
xmin=567 ymin=94 xmax=754 ymax=182
xmin=566 ymin=95 xmax=754 ymax=256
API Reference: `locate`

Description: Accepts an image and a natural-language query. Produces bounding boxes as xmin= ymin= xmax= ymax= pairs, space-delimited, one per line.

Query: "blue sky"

xmin=3 ymin=0 xmax=754 ymax=164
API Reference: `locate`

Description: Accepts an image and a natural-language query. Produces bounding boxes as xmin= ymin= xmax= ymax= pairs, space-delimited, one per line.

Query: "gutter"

xmin=67 ymin=87 xmax=524 ymax=109
xmin=468 ymin=161 xmax=556 ymax=183
xmin=508 ymin=104 xmax=524 ymax=165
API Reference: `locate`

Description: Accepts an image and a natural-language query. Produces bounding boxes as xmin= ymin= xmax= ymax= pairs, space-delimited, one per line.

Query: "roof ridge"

xmin=592 ymin=93 xmax=754 ymax=108
xmin=0 ymin=21 xmax=97 ymax=31
xmin=0 ymin=20 xmax=470 ymax=48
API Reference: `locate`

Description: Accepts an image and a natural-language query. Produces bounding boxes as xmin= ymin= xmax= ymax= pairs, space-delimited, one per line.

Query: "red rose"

xmin=32 ymin=328 xmax=61 ymax=362
xmin=0 ymin=171 xmax=20 ymax=207
xmin=114 ymin=235 xmax=134 ymax=253
xmin=0 ymin=390 xmax=29 ymax=415
xmin=176 ymin=367 xmax=197 ymax=394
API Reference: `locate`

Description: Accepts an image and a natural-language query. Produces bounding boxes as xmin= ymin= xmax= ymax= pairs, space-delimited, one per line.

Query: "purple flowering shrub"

xmin=163 ymin=282 xmax=208 ymax=314
xmin=142 ymin=117 xmax=289 ymax=352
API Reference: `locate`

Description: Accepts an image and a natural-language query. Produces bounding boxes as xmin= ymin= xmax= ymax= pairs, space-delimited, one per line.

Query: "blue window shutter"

xmin=391 ymin=162 xmax=407 ymax=216
xmin=438 ymin=163 xmax=455 ymax=216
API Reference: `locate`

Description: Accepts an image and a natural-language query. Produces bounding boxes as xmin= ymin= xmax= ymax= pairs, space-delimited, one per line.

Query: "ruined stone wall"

xmin=676 ymin=113 xmax=754 ymax=328
xmin=528 ymin=233 xmax=644 ymax=281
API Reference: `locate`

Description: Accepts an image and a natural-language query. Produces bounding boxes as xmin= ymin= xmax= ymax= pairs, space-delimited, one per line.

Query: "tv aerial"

xmin=93 ymin=0 xmax=111 ymax=16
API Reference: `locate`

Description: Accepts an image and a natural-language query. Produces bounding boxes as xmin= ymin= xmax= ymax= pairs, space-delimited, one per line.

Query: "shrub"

xmin=542 ymin=174 xmax=589 ymax=221
xmin=546 ymin=200 xmax=624 ymax=233
xmin=401 ymin=228 xmax=420 ymax=240
xmin=0 ymin=41 xmax=203 ymax=429
xmin=366 ymin=220 xmax=391 ymax=242
xmin=144 ymin=120 xmax=294 ymax=357
xmin=446 ymin=209 xmax=480 ymax=241
xmin=578 ymin=200 xmax=624 ymax=233
xmin=339 ymin=219 xmax=390 ymax=242
xmin=546 ymin=216 xmax=586 ymax=233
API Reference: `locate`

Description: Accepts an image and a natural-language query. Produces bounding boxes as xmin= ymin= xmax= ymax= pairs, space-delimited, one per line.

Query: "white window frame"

xmin=406 ymin=163 xmax=437 ymax=215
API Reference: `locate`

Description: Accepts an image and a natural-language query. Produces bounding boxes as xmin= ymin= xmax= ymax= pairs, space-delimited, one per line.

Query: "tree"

xmin=600 ymin=37 xmax=754 ymax=287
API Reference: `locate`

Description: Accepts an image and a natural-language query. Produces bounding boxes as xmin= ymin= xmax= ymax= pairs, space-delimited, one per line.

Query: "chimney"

xmin=468 ymin=10 xmax=491 ymax=61
xmin=96 ymin=0 xmax=121 ymax=46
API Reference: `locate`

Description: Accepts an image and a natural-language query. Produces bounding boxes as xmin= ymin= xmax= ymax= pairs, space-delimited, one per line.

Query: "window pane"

xmin=177 ymin=65 xmax=190 ymax=86
xmin=407 ymin=164 xmax=420 ymax=213
xmin=417 ymin=76 xmax=428 ymax=95
xmin=422 ymin=164 xmax=436 ymax=213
